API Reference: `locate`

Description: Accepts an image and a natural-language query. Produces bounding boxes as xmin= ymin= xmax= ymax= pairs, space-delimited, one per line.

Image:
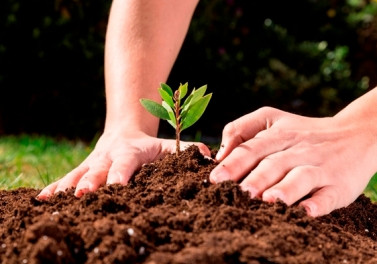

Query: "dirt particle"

xmin=127 ymin=228 xmax=135 ymax=236
xmin=139 ymin=246 xmax=145 ymax=255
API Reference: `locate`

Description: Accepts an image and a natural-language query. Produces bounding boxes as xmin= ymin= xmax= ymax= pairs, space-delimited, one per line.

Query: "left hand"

xmin=210 ymin=106 xmax=377 ymax=217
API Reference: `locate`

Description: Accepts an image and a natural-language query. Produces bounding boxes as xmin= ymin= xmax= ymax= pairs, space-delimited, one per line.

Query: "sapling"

xmin=140 ymin=82 xmax=212 ymax=156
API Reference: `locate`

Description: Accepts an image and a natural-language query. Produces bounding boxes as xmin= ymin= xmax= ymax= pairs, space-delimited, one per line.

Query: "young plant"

xmin=140 ymin=82 xmax=212 ymax=156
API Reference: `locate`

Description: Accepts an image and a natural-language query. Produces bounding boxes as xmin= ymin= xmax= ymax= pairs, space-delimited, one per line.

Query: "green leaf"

xmin=140 ymin=99 xmax=169 ymax=120
xmin=141 ymin=82 xmax=212 ymax=137
xmin=158 ymin=88 xmax=174 ymax=108
xmin=181 ymin=93 xmax=212 ymax=131
xmin=180 ymin=85 xmax=207 ymax=119
xmin=181 ymin=85 xmax=207 ymax=118
xmin=178 ymin=82 xmax=188 ymax=100
xmin=160 ymin=83 xmax=173 ymax=97
xmin=167 ymin=120 xmax=176 ymax=128
xmin=190 ymin=85 xmax=207 ymax=104
xmin=180 ymin=93 xmax=193 ymax=112
xmin=162 ymin=101 xmax=176 ymax=128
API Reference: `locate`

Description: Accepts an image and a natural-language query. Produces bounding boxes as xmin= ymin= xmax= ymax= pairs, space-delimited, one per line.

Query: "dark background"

xmin=1 ymin=0 xmax=377 ymax=142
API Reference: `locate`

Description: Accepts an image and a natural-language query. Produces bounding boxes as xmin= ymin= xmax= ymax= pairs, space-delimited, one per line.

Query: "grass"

xmin=0 ymin=135 xmax=92 ymax=190
xmin=0 ymin=134 xmax=376 ymax=203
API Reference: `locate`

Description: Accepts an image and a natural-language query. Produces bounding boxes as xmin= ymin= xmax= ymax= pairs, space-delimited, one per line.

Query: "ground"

xmin=1 ymin=146 xmax=376 ymax=264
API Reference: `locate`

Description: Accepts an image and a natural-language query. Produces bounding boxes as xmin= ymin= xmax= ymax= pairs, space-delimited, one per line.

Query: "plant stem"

xmin=174 ymin=90 xmax=181 ymax=156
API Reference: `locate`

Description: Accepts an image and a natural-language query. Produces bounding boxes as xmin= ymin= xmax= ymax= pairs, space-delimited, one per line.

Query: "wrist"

xmin=334 ymin=88 xmax=377 ymax=131
xmin=104 ymin=112 xmax=160 ymax=137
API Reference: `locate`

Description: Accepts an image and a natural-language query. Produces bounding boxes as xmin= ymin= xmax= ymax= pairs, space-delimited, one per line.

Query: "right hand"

xmin=37 ymin=129 xmax=211 ymax=199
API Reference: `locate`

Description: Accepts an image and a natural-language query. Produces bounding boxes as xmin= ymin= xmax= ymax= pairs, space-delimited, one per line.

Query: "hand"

xmin=37 ymin=129 xmax=211 ymax=199
xmin=210 ymin=106 xmax=377 ymax=217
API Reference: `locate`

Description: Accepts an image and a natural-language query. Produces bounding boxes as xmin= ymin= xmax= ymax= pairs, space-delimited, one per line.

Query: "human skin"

xmin=38 ymin=0 xmax=377 ymax=218
xmin=210 ymin=87 xmax=377 ymax=217
xmin=37 ymin=0 xmax=205 ymax=199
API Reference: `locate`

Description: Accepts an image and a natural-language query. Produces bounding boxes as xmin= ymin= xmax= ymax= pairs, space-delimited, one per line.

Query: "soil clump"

xmin=1 ymin=146 xmax=377 ymax=263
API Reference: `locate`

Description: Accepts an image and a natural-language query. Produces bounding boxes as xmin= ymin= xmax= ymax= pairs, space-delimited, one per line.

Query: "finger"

xmin=239 ymin=150 xmax=300 ymax=198
xmin=37 ymin=181 xmax=60 ymax=200
xmin=216 ymin=107 xmax=282 ymax=160
xmin=299 ymin=186 xmax=347 ymax=217
xmin=38 ymin=165 xmax=90 ymax=199
xmin=107 ymin=154 xmax=141 ymax=185
xmin=262 ymin=165 xmax=323 ymax=206
xmin=209 ymin=132 xmax=294 ymax=184
xmin=53 ymin=165 xmax=90 ymax=193
xmin=74 ymin=159 xmax=112 ymax=197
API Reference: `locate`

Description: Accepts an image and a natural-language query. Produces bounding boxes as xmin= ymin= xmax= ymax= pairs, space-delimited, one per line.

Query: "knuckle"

xmin=258 ymin=106 xmax=275 ymax=114
xmin=260 ymin=158 xmax=284 ymax=174
xmin=296 ymin=166 xmax=320 ymax=181
xmin=323 ymin=188 xmax=340 ymax=210
xmin=258 ymin=156 xmax=277 ymax=168
xmin=256 ymin=106 xmax=280 ymax=117
xmin=253 ymin=170 xmax=271 ymax=184
xmin=222 ymin=121 xmax=239 ymax=137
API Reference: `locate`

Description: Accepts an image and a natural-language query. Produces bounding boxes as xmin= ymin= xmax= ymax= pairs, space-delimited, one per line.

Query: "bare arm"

xmin=105 ymin=0 xmax=199 ymax=135
xmin=38 ymin=0 xmax=207 ymax=199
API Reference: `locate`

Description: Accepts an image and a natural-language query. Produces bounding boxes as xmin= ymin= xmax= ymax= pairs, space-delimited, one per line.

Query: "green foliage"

xmin=0 ymin=0 xmax=110 ymax=139
xmin=2 ymin=0 xmax=377 ymax=140
xmin=140 ymin=83 xmax=212 ymax=132
xmin=168 ymin=0 xmax=377 ymax=139
xmin=140 ymin=83 xmax=212 ymax=154
xmin=0 ymin=135 xmax=91 ymax=189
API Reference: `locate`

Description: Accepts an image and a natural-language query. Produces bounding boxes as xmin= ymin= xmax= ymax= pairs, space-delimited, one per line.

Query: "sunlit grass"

xmin=0 ymin=135 xmax=92 ymax=190
xmin=0 ymin=134 xmax=376 ymax=203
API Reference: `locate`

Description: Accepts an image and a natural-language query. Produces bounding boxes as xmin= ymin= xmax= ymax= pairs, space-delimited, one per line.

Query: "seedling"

xmin=140 ymin=82 xmax=212 ymax=156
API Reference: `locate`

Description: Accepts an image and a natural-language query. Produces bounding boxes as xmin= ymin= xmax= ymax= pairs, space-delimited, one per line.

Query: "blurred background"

xmin=1 ymin=0 xmax=377 ymax=141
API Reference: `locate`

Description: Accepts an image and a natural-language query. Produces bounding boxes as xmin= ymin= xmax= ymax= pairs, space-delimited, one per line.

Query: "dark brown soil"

xmin=1 ymin=146 xmax=377 ymax=264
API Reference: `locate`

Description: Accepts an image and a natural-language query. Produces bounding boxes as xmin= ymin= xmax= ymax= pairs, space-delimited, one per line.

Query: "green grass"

xmin=0 ymin=135 xmax=376 ymax=203
xmin=0 ymin=135 xmax=92 ymax=190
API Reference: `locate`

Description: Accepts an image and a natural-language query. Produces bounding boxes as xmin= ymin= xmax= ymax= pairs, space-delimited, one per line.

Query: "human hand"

xmin=37 ymin=129 xmax=211 ymax=199
xmin=210 ymin=106 xmax=377 ymax=217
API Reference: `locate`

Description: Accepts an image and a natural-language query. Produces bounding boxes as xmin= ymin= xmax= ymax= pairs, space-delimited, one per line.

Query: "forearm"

xmin=104 ymin=0 xmax=199 ymax=136
xmin=335 ymin=87 xmax=377 ymax=131
xmin=334 ymin=87 xmax=377 ymax=174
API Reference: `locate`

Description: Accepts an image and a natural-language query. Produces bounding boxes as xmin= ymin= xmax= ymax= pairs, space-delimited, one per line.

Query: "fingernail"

xmin=215 ymin=144 xmax=225 ymax=160
xmin=301 ymin=202 xmax=318 ymax=217
xmin=107 ymin=171 xmax=121 ymax=185
xmin=75 ymin=183 xmax=90 ymax=197
xmin=119 ymin=172 xmax=129 ymax=185
xmin=75 ymin=188 xmax=89 ymax=197
xmin=36 ymin=190 xmax=51 ymax=200
xmin=263 ymin=189 xmax=286 ymax=203
xmin=210 ymin=167 xmax=231 ymax=183
xmin=203 ymin=155 xmax=213 ymax=161
xmin=240 ymin=184 xmax=259 ymax=198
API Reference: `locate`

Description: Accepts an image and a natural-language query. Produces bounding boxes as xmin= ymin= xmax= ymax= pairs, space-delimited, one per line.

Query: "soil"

xmin=1 ymin=145 xmax=377 ymax=264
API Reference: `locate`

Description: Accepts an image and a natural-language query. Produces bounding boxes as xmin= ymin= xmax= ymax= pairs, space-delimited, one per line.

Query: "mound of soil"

xmin=1 ymin=146 xmax=377 ymax=264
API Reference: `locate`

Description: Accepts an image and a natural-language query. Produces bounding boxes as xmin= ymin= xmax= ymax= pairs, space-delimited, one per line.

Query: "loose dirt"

xmin=1 ymin=146 xmax=376 ymax=263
